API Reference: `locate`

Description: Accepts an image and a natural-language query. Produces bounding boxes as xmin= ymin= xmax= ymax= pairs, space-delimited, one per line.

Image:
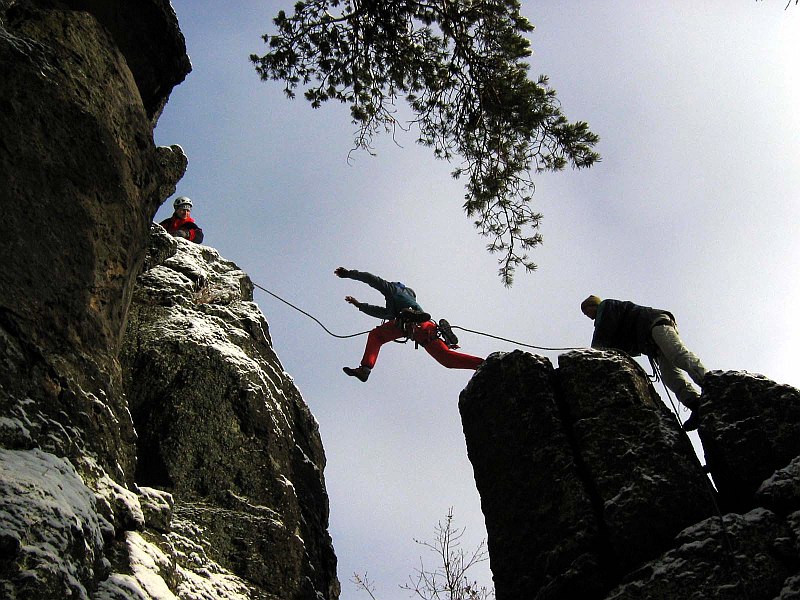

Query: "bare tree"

xmin=353 ymin=508 xmax=493 ymax=599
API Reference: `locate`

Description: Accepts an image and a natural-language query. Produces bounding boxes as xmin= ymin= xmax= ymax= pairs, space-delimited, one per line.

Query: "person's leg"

xmin=415 ymin=322 xmax=484 ymax=370
xmin=651 ymin=324 xmax=707 ymax=388
xmin=360 ymin=320 xmax=405 ymax=369
xmin=652 ymin=324 xmax=707 ymax=430
xmin=655 ymin=354 xmax=700 ymax=407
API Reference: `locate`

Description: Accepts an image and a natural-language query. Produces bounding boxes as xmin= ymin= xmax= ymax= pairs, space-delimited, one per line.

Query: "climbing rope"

xmin=450 ymin=325 xmax=583 ymax=352
xmin=652 ymin=362 xmax=752 ymax=600
xmin=254 ymin=279 xmax=749 ymax=595
xmin=252 ymin=281 xmax=583 ymax=351
xmin=252 ymin=282 xmax=371 ymax=339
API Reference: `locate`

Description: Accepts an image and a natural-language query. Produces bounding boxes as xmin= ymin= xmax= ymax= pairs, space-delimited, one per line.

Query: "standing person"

xmin=580 ymin=295 xmax=707 ymax=430
xmin=335 ymin=267 xmax=483 ymax=382
xmin=159 ymin=196 xmax=204 ymax=243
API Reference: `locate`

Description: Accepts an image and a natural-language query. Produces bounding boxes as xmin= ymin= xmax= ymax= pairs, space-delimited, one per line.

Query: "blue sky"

xmin=154 ymin=1 xmax=800 ymax=597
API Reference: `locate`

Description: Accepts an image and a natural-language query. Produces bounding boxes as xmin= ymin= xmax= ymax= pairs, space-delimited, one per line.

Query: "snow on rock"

xmin=120 ymin=226 xmax=338 ymax=599
xmin=0 ymin=2 xmax=336 ymax=597
xmin=96 ymin=532 xmax=178 ymax=600
xmin=0 ymin=449 xmax=106 ymax=599
xmin=138 ymin=487 xmax=175 ymax=533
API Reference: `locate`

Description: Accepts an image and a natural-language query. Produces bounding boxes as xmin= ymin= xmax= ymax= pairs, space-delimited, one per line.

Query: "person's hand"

xmin=174 ymin=229 xmax=189 ymax=239
xmin=345 ymin=296 xmax=359 ymax=306
xmin=334 ymin=267 xmax=347 ymax=278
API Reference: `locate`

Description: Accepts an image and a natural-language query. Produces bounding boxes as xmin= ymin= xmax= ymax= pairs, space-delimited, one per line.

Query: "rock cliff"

xmin=0 ymin=1 xmax=338 ymax=598
xmin=460 ymin=350 xmax=800 ymax=599
xmin=120 ymin=227 xmax=338 ymax=599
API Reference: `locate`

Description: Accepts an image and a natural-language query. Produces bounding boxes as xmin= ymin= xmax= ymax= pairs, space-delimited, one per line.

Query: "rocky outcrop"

xmin=58 ymin=0 xmax=192 ymax=124
xmin=0 ymin=2 xmax=338 ymax=598
xmin=460 ymin=350 xmax=800 ymax=599
xmin=120 ymin=227 xmax=339 ymax=599
xmin=0 ymin=0 xmax=189 ymax=483
xmin=698 ymin=371 xmax=800 ymax=513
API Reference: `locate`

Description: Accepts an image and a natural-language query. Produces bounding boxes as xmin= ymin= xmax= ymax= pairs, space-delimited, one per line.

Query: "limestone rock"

xmin=556 ymin=350 xmax=715 ymax=574
xmin=605 ymin=508 xmax=793 ymax=600
xmin=0 ymin=0 xmax=188 ymax=483
xmin=460 ymin=350 xmax=603 ymax=598
xmin=60 ymin=0 xmax=192 ymax=124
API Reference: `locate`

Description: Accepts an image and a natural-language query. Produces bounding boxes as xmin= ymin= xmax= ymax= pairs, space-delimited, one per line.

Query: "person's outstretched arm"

xmin=335 ymin=268 xmax=392 ymax=319
xmin=335 ymin=267 xmax=394 ymax=297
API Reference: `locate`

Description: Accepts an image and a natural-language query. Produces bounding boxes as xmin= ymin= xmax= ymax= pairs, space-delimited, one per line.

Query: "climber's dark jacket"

xmin=337 ymin=269 xmax=423 ymax=320
xmin=592 ymin=299 xmax=675 ymax=357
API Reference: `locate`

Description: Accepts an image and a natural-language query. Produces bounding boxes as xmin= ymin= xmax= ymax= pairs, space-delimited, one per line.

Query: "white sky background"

xmin=154 ymin=1 xmax=800 ymax=597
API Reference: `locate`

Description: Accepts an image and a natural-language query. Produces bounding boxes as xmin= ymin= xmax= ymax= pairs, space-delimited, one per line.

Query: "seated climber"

xmin=335 ymin=267 xmax=484 ymax=382
xmin=159 ymin=196 xmax=204 ymax=243
xmin=580 ymin=295 xmax=707 ymax=430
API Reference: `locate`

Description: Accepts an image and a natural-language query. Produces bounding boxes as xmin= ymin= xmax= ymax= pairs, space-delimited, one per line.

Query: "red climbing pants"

xmin=360 ymin=320 xmax=483 ymax=370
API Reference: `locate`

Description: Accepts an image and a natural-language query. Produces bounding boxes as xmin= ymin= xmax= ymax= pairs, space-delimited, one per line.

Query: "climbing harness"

xmin=384 ymin=308 xmax=429 ymax=348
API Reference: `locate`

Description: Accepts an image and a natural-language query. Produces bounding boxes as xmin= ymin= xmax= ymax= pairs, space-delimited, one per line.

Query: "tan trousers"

xmin=651 ymin=324 xmax=707 ymax=405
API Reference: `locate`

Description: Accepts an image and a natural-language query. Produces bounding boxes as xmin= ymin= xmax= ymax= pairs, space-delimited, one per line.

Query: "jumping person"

xmin=335 ymin=267 xmax=483 ymax=381
xmin=159 ymin=196 xmax=204 ymax=243
xmin=580 ymin=295 xmax=707 ymax=430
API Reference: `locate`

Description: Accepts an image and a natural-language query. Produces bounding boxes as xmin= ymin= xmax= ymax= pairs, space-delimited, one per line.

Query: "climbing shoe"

xmin=682 ymin=394 xmax=701 ymax=411
xmin=343 ymin=366 xmax=370 ymax=382
xmin=683 ymin=410 xmax=700 ymax=431
xmin=438 ymin=319 xmax=459 ymax=348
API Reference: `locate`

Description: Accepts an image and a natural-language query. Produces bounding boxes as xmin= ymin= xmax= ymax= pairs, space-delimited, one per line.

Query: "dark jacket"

xmin=339 ymin=269 xmax=423 ymax=320
xmin=592 ymin=299 xmax=674 ymax=357
xmin=159 ymin=215 xmax=204 ymax=244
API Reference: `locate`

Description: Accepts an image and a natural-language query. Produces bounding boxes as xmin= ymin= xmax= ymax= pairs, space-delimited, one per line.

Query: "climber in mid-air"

xmin=159 ymin=196 xmax=204 ymax=243
xmin=580 ymin=295 xmax=707 ymax=430
xmin=335 ymin=267 xmax=484 ymax=382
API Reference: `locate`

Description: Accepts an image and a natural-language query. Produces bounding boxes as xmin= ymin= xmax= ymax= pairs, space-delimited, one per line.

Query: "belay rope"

xmin=650 ymin=360 xmax=752 ymax=600
xmin=253 ymin=282 xmax=371 ymax=339
xmin=252 ymin=281 xmax=582 ymax=351
xmin=257 ymin=279 xmax=750 ymax=596
xmin=450 ymin=324 xmax=582 ymax=352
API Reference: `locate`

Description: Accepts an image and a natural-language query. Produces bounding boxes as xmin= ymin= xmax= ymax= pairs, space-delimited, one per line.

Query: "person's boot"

xmin=683 ymin=410 xmax=701 ymax=431
xmin=681 ymin=393 xmax=701 ymax=430
xmin=343 ymin=366 xmax=370 ymax=382
xmin=438 ymin=319 xmax=459 ymax=348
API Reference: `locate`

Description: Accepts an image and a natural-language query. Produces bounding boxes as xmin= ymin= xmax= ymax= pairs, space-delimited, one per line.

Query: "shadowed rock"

xmin=461 ymin=350 xmax=800 ymax=599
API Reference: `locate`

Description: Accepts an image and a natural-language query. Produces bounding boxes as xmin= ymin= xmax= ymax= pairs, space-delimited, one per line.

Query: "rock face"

xmin=0 ymin=2 xmax=339 ymax=599
xmin=120 ymin=227 xmax=339 ymax=599
xmin=0 ymin=0 xmax=188 ymax=485
xmin=460 ymin=350 xmax=800 ymax=600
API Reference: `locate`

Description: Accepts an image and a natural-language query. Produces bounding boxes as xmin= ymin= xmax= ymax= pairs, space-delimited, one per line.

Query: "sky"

xmin=154 ymin=2 xmax=800 ymax=597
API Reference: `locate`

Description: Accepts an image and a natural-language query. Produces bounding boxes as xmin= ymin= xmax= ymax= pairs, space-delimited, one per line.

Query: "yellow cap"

xmin=581 ymin=295 xmax=602 ymax=311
